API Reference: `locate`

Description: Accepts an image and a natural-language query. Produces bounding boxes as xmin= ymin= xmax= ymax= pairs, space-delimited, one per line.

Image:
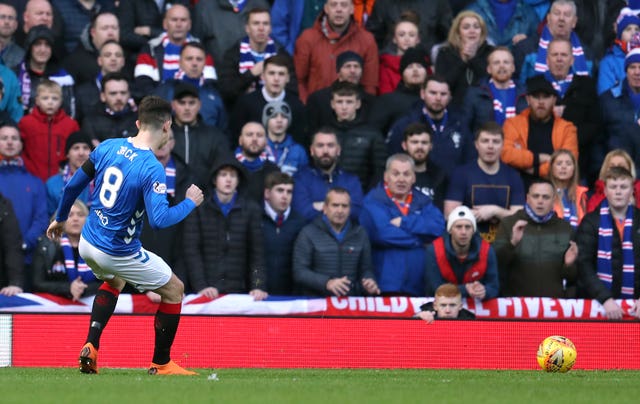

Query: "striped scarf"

xmin=238 ymin=36 xmax=277 ymax=74
xmin=559 ymin=189 xmax=578 ymax=229
xmin=535 ymin=26 xmax=589 ymax=76
xmin=60 ymin=236 xmax=96 ymax=283
xmin=18 ymin=62 xmax=32 ymax=109
xmin=235 ymin=146 xmax=274 ymax=171
xmin=597 ymin=199 xmax=635 ymax=298
xmin=488 ymin=79 xmax=517 ymax=125
xmin=544 ymin=70 xmax=573 ymax=98
xmin=165 ymin=156 xmax=175 ymax=197
xmin=158 ymin=32 xmax=199 ymax=81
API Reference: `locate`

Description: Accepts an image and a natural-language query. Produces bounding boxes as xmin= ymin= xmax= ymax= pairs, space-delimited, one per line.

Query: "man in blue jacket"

xmin=293 ymin=127 xmax=363 ymax=222
xmin=359 ymin=153 xmax=445 ymax=296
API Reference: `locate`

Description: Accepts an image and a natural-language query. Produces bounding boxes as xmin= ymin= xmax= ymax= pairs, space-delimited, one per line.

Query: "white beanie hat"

xmin=447 ymin=206 xmax=477 ymax=233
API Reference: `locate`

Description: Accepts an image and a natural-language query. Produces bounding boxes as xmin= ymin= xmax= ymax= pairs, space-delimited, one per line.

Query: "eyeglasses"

xmin=0 ymin=15 xmax=16 ymax=21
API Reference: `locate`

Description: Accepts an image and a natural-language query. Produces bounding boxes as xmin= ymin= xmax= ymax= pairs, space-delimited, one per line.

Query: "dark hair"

xmin=403 ymin=122 xmax=432 ymax=142
xmin=138 ymin=96 xmax=172 ymax=130
xmin=180 ymin=41 xmax=206 ymax=56
xmin=475 ymin=121 xmax=503 ymax=140
xmin=422 ymin=74 xmax=449 ymax=90
xmin=244 ymin=6 xmax=271 ymax=24
xmin=264 ymin=54 xmax=292 ymax=71
xmin=330 ymin=80 xmax=360 ymax=99
xmin=265 ymin=171 xmax=294 ymax=189
xmin=311 ymin=126 xmax=338 ymax=144
xmin=527 ymin=178 xmax=554 ymax=193
xmin=90 ymin=11 xmax=117 ymax=30
xmin=100 ymin=72 xmax=129 ymax=91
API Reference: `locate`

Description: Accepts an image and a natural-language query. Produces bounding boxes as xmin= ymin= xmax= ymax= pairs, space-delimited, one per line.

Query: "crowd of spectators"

xmin=1 ymin=0 xmax=640 ymax=320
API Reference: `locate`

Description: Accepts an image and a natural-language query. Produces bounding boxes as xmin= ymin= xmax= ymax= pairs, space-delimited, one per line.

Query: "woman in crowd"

xmin=587 ymin=149 xmax=640 ymax=212
xmin=32 ymin=200 xmax=98 ymax=300
xmin=378 ymin=10 xmax=422 ymax=95
xmin=434 ymin=10 xmax=493 ymax=107
xmin=548 ymin=149 xmax=588 ymax=230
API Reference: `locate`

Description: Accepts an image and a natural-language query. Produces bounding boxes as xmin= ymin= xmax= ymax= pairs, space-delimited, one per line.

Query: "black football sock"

xmin=85 ymin=283 xmax=120 ymax=349
xmin=152 ymin=302 xmax=181 ymax=365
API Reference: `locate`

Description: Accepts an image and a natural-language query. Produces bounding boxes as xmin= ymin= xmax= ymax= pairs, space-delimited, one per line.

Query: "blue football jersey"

xmin=80 ymin=138 xmax=194 ymax=256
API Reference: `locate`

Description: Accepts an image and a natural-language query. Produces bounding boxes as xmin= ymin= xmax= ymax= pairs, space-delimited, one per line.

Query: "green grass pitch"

xmin=1 ymin=368 xmax=639 ymax=404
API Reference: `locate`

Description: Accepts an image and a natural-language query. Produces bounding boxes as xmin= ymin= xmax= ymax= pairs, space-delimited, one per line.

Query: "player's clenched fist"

xmin=186 ymin=184 xmax=204 ymax=206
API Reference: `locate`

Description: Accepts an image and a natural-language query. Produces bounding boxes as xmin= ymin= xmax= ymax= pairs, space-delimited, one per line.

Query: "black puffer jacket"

xmin=0 ymin=194 xmax=23 ymax=289
xmin=182 ymin=158 xmax=265 ymax=293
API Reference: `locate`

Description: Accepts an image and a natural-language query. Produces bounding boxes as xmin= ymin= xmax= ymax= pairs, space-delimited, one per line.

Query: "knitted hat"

xmin=447 ymin=206 xmax=477 ymax=233
xmin=625 ymin=47 xmax=640 ymax=70
xmin=335 ymin=51 xmax=364 ymax=72
xmin=400 ymin=47 xmax=429 ymax=74
xmin=262 ymin=100 xmax=292 ymax=128
xmin=630 ymin=0 xmax=640 ymax=14
xmin=616 ymin=8 xmax=640 ymax=40
xmin=65 ymin=131 xmax=93 ymax=155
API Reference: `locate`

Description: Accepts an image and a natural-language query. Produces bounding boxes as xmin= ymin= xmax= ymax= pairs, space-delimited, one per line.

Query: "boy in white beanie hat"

xmin=424 ymin=205 xmax=499 ymax=300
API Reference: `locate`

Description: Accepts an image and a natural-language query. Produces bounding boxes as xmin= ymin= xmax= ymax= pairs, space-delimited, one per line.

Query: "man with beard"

xmin=502 ymin=74 xmax=578 ymax=185
xmin=425 ymin=205 xmax=499 ymax=300
xmin=401 ymin=122 xmax=447 ymax=211
xmin=234 ymin=121 xmax=279 ymax=203
xmin=387 ymin=75 xmax=474 ymax=173
xmin=81 ymin=72 xmax=138 ymax=146
xmin=445 ymin=122 xmax=525 ymax=243
xmin=74 ymin=40 xmax=127 ymax=123
xmin=359 ymin=153 xmax=445 ymax=296
xmin=462 ymin=47 xmax=528 ymax=136
xmin=292 ymin=128 xmax=363 ymax=222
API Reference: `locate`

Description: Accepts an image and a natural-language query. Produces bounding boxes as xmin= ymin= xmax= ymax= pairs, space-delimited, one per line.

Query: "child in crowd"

xmin=18 ymin=79 xmax=79 ymax=182
xmin=417 ymin=283 xmax=476 ymax=323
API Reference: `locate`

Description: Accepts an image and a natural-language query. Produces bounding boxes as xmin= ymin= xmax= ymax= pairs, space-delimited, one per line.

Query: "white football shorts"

xmin=79 ymin=236 xmax=172 ymax=292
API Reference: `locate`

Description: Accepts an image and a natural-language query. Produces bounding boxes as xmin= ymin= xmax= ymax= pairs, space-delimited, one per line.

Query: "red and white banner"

xmin=0 ymin=293 xmax=638 ymax=320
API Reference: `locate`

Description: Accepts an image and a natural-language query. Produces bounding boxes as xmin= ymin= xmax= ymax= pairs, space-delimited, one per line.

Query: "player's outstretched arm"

xmin=185 ymin=184 xmax=204 ymax=206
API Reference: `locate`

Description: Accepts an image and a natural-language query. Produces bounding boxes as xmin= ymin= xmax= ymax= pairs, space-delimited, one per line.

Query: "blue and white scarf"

xmin=544 ymin=70 xmax=573 ymax=98
xmin=559 ymin=189 xmax=578 ymax=229
xmin=597 ymin=200 xmax=635 ymax=298
xmin=524 ymin=203 xmax=556 ymax=223
xmin=422 ymin=108 xmax=448 ymax=136
xmin=157 ymin=32 xmax=199 ymax=81
xmin=488 ymin=79 xmax=517 ymax=125
xmin=235 ymin=146 xmax=274 ymax=171
xmin=238 ymin=35 xmax=277 ymax=74
xmin=60 ymin=236 xmax=96 ymax=283
xmin=535 ymin=26 xmax=589 ymax=76
xmin=165 ymin=156 xmax=175 ymax=197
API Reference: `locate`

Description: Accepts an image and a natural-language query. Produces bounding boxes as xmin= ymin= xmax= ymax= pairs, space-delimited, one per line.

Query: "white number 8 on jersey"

xmin=99 ymin=166 xmax=124 ymax=208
